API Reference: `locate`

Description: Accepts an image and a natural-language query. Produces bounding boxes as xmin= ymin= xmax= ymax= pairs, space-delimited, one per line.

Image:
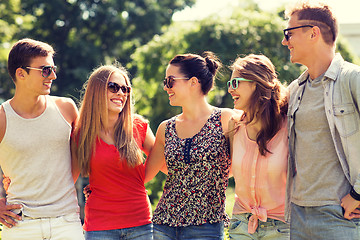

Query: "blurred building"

xmin=340 ymin=23 xmax=360 ymax=57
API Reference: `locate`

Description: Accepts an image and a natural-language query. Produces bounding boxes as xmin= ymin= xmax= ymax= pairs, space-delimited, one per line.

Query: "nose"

xmin=281 ymin=37 xmax=288 ymax=46
xmin=49 ymin=70 xmax=57 ymax=80
xmin=227 ymin=85 xmax=233 ymax=93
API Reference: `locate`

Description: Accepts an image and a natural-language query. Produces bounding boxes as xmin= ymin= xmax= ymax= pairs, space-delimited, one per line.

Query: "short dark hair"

xmin=285 ymin=1 xmax=338 ymax=45
xmin=169 ymin=51 xmax=221 ymax=95
xmin=8 ymin=38 xmax=55 ymax=82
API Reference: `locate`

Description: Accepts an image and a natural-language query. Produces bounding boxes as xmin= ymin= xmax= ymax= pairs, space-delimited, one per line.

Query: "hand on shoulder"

xmin=220 ymin=108 xmax=241 ymax=132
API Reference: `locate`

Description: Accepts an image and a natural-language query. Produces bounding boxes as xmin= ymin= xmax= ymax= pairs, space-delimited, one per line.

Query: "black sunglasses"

xmin=283 ymin=25 xmax=314 ymax=41
xmin=227 ymin=78 xmax=253 ymax=89
xmin=107 ymin=82 xmax=131 ymax=94
xmin=25 ymin=65 xmax=57 ymax=78
xmin=163 ymin=76 xmax=189 ymax=88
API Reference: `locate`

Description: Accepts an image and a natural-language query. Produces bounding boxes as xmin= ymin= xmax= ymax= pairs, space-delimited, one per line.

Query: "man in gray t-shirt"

xmin=282 ymin=1 xmax=360 ymax=239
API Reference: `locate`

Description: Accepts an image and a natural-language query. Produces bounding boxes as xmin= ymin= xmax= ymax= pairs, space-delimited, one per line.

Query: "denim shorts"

xmin=228 ymin=213 xmax=289 ymax=240
xmin=85 ymin=223 xmax=153 ymax=240
xmin=153 ymin=222 xmax=224 ymax=240
xmin=290 ymin=203 xmax=360 ymax=240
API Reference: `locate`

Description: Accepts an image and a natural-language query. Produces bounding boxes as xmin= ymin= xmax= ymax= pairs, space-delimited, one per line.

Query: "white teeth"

xmin=44 ymin=83 xmax=51 ymax=87
xmin=232 ymin=96 xmax=239 ymax=100
xmin=112 ymin=99 xmax=123 ymax=104
xmin=169 ymin=93 xmax=174 ymax=97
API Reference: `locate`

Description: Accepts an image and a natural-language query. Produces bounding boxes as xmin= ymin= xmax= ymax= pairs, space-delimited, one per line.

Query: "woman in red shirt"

xmin=72 ymin=64 xmax=155 ymax=240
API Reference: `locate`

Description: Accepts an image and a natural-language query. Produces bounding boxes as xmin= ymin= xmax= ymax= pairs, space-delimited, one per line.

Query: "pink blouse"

xmin=231 ymin=119 xmax=288 ymax=234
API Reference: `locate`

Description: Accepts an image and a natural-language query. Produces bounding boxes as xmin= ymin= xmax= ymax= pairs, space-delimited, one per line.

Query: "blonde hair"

xmin=73 ymin=64 xmax=143 ymax=177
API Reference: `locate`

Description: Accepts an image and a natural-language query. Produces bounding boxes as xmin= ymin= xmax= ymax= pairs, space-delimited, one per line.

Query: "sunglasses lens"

xmin=108 ymin=82 xmax=119 ymax=93
xmin=108 ymin=82 xmax=130 ymax=94
xmin=231 ymin=79 xmax=237 ymax=89
xmin=164 ymin=77 xmax=174 ymax=88
xmin=168 ymin=76 xmax=174 ymax=88
xmin=42 ymin=66 xmax=56 ymax=77
xmin=120 ymin=86 xmax=130 ymax=94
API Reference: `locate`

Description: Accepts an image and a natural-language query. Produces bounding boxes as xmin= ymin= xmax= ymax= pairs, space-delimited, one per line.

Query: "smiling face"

xmin=228 ymin=71 xmax=256 ymax=112
xmin=164 ymin=64 xmax=190 ymax=106
xmin=20 ymin=55 xmax=56 ymax=96
xmin=281 ymin=13 xmax=314 ymax=65
xmin=107 ymin=71 xmax=129 ymax=114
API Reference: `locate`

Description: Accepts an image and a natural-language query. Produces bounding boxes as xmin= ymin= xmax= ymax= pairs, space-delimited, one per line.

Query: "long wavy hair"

xmin=73 ymin=65 xmax=143 ymax=177
xmin=231 ymin=54 xmax=288 ymax=156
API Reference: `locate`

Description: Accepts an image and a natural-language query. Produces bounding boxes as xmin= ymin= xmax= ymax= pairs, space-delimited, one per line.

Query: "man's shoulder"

xmin=50 ymin=96 xmax=77 ymax=112
xmin=50 ymin=96 xmax=76 ymax=106
xmin=341 ymin=61 xmax=360 ymax=77
xmin=49 ymin=96 xmax=78 ymax=125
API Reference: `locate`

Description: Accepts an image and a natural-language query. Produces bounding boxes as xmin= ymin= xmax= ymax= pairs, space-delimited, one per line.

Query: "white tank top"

xmin=0 ymin=96 xmax=79 ymax=217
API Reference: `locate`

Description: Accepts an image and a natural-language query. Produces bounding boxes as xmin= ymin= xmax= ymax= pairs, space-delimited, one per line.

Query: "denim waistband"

xmin=233 ymin=213 xmax=285 ymax=229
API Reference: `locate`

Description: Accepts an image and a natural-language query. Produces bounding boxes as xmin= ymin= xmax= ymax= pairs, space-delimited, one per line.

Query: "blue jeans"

xmin=228 ymin=213 xmax=289 ymax=240
xmin=290 ymin=203 xmax=360 ymax=240
xmin=85 ymin=223 xmax=153 ymax=240
xmin=153 ymin=222 xmax=224 ymax=240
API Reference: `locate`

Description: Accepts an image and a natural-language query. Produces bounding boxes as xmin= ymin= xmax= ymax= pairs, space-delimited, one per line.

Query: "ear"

xmin=190 ymin=77 xmax=199 ymax=86
xmin=15 ymin=67 xmax=27 ymax=80
xmin=311 ymin=26 xmax=321 ymax=40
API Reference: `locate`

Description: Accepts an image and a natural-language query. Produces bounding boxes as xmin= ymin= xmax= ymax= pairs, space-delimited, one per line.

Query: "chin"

xmin=169 ymin=100 xmax=179 ymax=107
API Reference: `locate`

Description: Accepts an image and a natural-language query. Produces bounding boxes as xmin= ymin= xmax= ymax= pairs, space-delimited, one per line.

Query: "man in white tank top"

xmin=0 ymin=39 xmax=84 ymax=239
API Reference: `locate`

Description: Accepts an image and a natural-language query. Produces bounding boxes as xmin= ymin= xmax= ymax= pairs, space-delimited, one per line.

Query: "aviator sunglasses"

xmin=25 ymin=65 xmax=57 ymax=78
xmin=163 ymin=76 xmax=189 ymax=88
xmin=283 ymin=25 xmax=314 ymax=41
xmin=227 ymin=77 xmax=253 ymax=89
xmin=107 ymin=82 xmax=131 ymax=94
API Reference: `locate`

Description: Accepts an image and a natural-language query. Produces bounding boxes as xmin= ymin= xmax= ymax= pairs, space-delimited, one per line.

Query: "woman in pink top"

xmin=72 ymin=64 xmax=155 ymax=240
xmin=227 ymin=54 xmax=289 ymax=239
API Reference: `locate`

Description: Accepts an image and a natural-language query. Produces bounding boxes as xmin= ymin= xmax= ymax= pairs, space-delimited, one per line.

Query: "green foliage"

xmin=0 ymin=0 xmax=195 ymax=102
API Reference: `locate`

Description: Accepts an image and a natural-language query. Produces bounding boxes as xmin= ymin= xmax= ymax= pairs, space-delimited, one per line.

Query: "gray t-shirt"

xmin=292 ymin=74 xmax=351 ymax=206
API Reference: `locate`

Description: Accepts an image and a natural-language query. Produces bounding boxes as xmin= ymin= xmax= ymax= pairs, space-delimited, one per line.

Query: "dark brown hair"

xmin=232 ymin=54 xmax=288 ymax=156
xmin=8 ymin=38 xmax=55 ymax=82
xmin=169 ymin=51 xmax=221 ymax=95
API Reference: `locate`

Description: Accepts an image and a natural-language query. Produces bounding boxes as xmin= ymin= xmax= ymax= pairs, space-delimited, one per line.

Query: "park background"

xmin=1 ymin=0 xmax=360 ymax=238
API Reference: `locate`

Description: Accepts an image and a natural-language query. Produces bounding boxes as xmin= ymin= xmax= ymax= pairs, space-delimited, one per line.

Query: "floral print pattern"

xmin=152 ymin=108 xmax=231 ymax=227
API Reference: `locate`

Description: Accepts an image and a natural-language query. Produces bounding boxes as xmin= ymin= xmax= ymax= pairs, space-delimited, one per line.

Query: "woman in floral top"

xmin=145 ymin=52 xmax=235 ymax=239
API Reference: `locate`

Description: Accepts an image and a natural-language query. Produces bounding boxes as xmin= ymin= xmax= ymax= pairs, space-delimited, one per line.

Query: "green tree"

xmin=0 ymin=0 xmax=23 ymax=102
xmin=0 ymin=0 xmax=195 ymax=101
xmin=133 ymin=5 xmax=357 ymax=203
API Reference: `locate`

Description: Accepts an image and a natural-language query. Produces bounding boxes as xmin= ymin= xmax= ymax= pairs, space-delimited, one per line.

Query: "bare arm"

xmin=54 ymin=97 xmax=80 ymax=182
xmin=70 ymin=136 xmax=80 ymax=183
xmin=0 ymin=106 xmax=22 ymax=227
xmin=0 ymin=105 xmax=6 ymax=143
xmin=142 ymin=125 xmax=155 ymax=157
xmin=144 ymin=121 xmax=167 ymax=183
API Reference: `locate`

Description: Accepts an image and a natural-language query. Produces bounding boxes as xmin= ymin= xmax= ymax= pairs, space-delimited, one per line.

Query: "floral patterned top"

xmin=152 ymin=108 xmax=231 ymax=227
